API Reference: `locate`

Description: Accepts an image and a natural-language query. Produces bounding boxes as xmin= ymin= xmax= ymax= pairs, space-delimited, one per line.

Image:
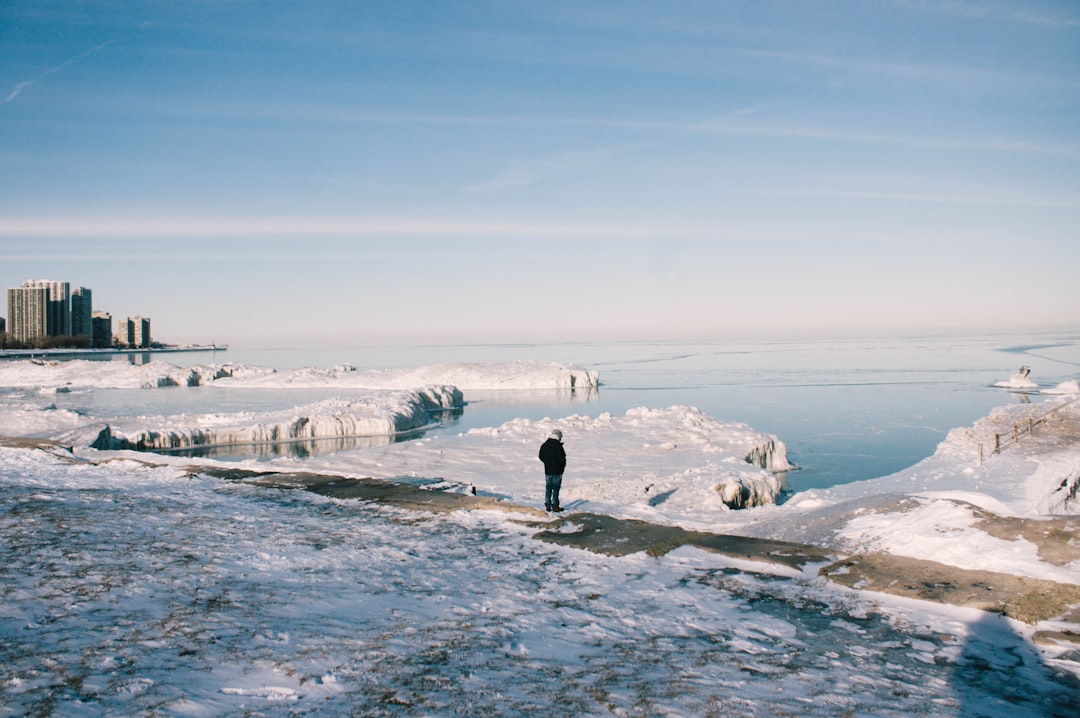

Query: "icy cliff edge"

xmin=90 ymin=385 xmax=463 ymax=452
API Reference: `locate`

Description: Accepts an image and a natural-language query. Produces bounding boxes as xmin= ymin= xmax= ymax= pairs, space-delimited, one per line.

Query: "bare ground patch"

xmin=188 ymin=466 xmax=1080 ymax=626
xmin=6 ymin=448 xmax=1077 ymax=627
xmin=820 ymin=553 xmax=1080 ymax=624
xmin=973 ymin=511 xmax=1080 ymax=566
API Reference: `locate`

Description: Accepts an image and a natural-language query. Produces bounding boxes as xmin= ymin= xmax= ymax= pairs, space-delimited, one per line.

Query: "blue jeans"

xmin=545 ymin=474 xmax=563 ymax=509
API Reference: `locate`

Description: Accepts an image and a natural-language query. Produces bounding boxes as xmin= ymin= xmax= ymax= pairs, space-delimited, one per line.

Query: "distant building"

xmin=6 ymin=279 xmax=73 ymax=341
xmin=71 ymin=287 xmax=93 ymax=342
xmin=3 ymin=279 xmax=160 ymax=349
xmin=30 ymin=279 xmax=71 ymax=337
xmin=133 ymin=316 xmax=151 ymax=348
xmin=118 ymin=316 xmax=152 ymax=348
xmin=6 ymin=283 xmax=50 ymax=343
xmin=91 ymin=310 xmax=112 ymax=348
xmin=117 ymin=317 xmax=134 ymax=347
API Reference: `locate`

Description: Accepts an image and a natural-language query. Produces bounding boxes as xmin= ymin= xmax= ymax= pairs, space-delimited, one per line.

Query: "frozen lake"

xmin=11 ymin=333 xmax=1079 ymax=490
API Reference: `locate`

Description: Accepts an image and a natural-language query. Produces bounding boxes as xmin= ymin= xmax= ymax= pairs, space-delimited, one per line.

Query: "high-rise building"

xmin=31 ymin=279 xmax=71 ymax=337
xmin=133 ymin=316 xmax=151 ymax=348
xmin=6 ymin=279 xmax=71 ymax=342
xmin=6 ymin=284 xmax=49 ymax=343
xmin=117 ymin=317 xmax=134 ymax=347
xmin=91 ymin=310 xmax=112 ymax=348
xmin=118 ymin=316 xmax=152 ymax=348
xmin=71 ymin=287 xmax=93 ymax=341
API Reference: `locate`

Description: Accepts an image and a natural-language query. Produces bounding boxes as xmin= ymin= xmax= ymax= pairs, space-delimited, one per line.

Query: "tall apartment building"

xmin=91 ymin=310 xmax=112 ymax=348
xmin=133 ymin=316 xmax=151 ymax=348
xmin=5 ymin=279 xmax=156 ymax=349
xmin=71 ymin=287 xmax=93 ymax=341
xmin=6 ymin=279 xmax=72 ymax=343
xmin=6 ymin=283 xmax=50 ymax=343
xmin=34 ymin=279 xmax=71 ymax=336
xmin=118 ymin=316 xmax=152 ymax=348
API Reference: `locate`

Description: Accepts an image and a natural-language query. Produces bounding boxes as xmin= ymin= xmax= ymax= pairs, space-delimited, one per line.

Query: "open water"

xmin=43 ymin=331 xmax=1079 ymax=491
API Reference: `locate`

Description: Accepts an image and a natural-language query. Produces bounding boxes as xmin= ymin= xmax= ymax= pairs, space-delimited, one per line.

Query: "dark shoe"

xmin=552 ymin=505 xmax=564 ymax=512
xmin=545 ymin=505 xmax=552 ymax=512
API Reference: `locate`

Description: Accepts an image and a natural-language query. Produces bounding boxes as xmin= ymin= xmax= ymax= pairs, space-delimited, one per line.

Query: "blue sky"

xmin=2 ymin=1 xmax=1078 ymax=347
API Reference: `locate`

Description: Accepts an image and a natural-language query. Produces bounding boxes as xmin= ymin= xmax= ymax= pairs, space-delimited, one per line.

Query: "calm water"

xmin=14 ymin=333 xmax=1080 ymax=490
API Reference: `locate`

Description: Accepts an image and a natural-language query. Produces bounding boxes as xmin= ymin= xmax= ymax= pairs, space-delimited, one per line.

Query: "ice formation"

xmin=89 ymin=386 xmax=463 ymax=452
xmin=0 ymin=358 xmax=598 ymax=392
xmin=995 ymin=365 xmax=1039 ymax=390
xmin=1043 ymin=379 xmax=1080 ymax=395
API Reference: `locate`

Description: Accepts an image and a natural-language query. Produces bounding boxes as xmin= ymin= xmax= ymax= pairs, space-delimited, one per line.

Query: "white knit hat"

xmin=550 ymin=429 xmax=563 ymax=440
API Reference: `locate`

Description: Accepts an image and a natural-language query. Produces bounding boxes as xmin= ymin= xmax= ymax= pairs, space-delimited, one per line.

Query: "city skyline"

xmin=1 ymin=2 xmax=1078 ymax=347
xmin=4 ymin=278 xmax=152 ymax=348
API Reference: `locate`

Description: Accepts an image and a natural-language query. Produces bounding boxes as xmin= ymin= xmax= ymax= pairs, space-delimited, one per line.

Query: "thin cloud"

xmin=103 ymin=94 xmax=1077 ymax=158
xmin=4 ymin=81 xmax=34 ymax=104
xmin=889 ymin=0 xmax=1080 ymax=28
xmin=758 ymin=187 xmax=1080 ymax=210
xmin=0 ymin=216 xmax=696 ymax=240
xmin=692 ymin=120 xmax=1080 ymax=158
xmin=465 ymin=141 xmax=653 ymax=192
xmin=3 ymin=41 xmax=113 ymax=104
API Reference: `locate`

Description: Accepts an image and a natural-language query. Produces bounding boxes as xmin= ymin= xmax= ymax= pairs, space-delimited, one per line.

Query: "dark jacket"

xmin=538 ymin=438 xmax=566 ymax=475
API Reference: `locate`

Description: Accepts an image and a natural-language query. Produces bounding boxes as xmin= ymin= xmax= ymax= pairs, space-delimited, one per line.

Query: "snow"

xmin=1045 ymin=379 xmax=1080 ymax=395
xmin=995 ymin=366 xmax=1039 ymax=390
xmin=0 ymin=357 xmax=598 ymax=392
xmin=2 ymin=357 xmax=1080 ymax=715
xmin=85 ymin=386 xmax=463 ymax=452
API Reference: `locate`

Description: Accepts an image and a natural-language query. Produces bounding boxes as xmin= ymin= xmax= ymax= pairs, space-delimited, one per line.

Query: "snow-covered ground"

xmin=0 ymin=357 xmax=599 ymax=392
xmin=2 ymin=358 xmax=1079 ymax=716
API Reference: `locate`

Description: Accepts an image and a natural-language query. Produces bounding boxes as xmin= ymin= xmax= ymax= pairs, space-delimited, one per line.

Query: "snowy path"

xmin=3 ymin=446 xmax=1079 ymax=716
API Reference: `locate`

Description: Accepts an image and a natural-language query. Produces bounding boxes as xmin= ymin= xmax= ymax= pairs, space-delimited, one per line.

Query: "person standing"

xmin=538 ymin=429 xmax=566 ymax=512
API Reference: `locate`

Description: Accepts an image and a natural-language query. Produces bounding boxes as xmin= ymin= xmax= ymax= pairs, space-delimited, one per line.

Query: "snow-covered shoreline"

xmin=2 ymin=357 xmax=1079 ymax=714
xmin=87 ymin=386 xmax=464 ymax=453
xmin=0 ymin=358 xmax=599 ymax=391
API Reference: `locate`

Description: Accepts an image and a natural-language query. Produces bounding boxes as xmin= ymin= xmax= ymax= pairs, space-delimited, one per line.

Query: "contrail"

xmin=3 ymin=40 xmax=113 ymax=103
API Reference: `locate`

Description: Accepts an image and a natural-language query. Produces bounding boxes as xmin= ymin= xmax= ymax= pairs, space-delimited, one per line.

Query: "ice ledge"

xmin=90 ymin=385 xmax=463 ymax=452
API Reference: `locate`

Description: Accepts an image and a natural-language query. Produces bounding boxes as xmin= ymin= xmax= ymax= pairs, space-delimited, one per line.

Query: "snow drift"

xmin=0 ymin=358 xmax=598 ymax=392
xmin=995 ymin=365 xmax=1039 ymax=390
xmin=298 ymin=405 xmax=791 ymax=517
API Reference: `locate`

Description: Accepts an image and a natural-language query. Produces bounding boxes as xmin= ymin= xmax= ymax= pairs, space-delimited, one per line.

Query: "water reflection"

xmin=160 ymin=430 xmax=418 ymax=461
xmin=154 ymin=407 xmax=465 ymax=461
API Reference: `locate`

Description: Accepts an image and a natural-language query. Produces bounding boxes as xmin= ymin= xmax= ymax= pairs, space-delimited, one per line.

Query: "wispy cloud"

xmin=0 ymin=216 xmax=699 ymax=240
xmin=735 ymin=45 xmax=1079 ymax=95
xmin=3 ymin=41 xmax=113 ymax=104
xmin=465 ymin=141 xmax=652 ymax=192
xmin=3 ymin=81 xmax=34 ymax=104
xmin=757 ymin=188 xmax=1080 ymax=210
xmin=889 ymin=0 xmax=1080 ymax=29
xmin=128 ymin=97 xmax=1080 ymax=159
xmin=691 ymin=120 xmax=1080 ymax=158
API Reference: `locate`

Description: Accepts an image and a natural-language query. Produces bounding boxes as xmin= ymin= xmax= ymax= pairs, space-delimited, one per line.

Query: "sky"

xmin=1 ymin=1 xmax=1078 ymax=347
